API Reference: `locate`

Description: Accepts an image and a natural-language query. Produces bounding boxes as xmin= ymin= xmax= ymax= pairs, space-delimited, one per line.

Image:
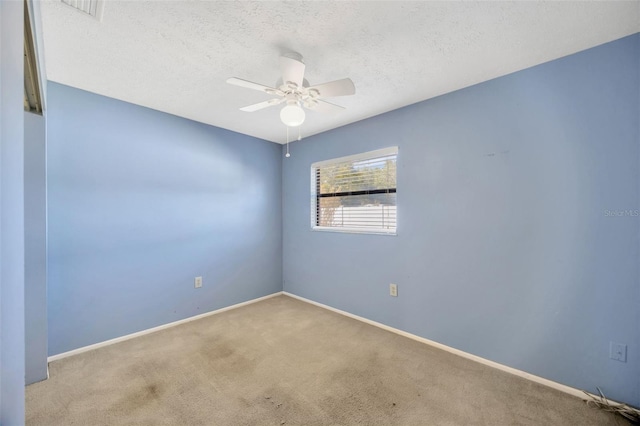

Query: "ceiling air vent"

xmin=60 ymin=0 xmax=105 ymax=21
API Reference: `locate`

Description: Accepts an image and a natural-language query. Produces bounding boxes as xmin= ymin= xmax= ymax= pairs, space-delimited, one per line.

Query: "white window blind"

xmin=311 ymin=147 xmax=397 ymax=235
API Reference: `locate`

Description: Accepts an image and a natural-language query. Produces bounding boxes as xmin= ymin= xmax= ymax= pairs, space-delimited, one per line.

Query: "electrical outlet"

xmin=610 ymin=342 xmax=627 ymax=362
xmin=194 ymin=276 xmax=203 ymax=289
xmin=390 ymin=283 xmax=398 ymax=297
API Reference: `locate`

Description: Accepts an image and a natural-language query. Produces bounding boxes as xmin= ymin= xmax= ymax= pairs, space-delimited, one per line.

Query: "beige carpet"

xmin=27 ymin=295 xmax=628 ymax=425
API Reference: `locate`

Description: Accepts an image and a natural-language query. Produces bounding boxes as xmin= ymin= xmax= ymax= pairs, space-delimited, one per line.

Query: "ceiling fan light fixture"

xmin=227 ymin=55 xmax=355 ymax=135
xmin=280 ymin=104 xmax=305 ymax=127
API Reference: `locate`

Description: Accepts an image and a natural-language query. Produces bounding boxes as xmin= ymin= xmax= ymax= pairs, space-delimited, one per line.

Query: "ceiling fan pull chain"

xmin=286 ymin=126 xmax=291 ymax=158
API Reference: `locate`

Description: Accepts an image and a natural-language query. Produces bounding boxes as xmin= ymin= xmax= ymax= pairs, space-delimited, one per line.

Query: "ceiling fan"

xmin=226 ymin=55 xmax=355 ymax=127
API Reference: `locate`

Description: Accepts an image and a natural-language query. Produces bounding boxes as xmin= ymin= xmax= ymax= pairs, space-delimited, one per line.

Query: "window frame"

xmin=310 ymin=146 xmax=398 ymax=236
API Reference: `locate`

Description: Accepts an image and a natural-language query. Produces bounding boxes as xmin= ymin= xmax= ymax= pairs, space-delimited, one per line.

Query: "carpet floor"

xmin=26 ymin=295 xmax=629 ymax=425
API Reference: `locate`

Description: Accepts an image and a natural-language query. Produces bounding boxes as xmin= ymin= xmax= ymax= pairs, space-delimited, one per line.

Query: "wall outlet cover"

xmin=194 ymin=276 xmax=203 ymax=288
xmin=390 ymin=283 xmax=398 ymax=297
xmin=610 ymin=342 xmax=627 ymax=362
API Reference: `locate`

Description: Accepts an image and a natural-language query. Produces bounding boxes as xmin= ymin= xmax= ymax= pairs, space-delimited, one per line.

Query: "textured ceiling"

xmin=40 ymin=1 xmax=640 ymax=144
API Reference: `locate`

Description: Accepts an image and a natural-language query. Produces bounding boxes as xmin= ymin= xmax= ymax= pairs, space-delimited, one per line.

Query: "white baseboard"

xmin=47 ymin=289 xmax=627 ymax=408
xmin=48 ymin=292 xmax=283 ymax=362
xmin=282 ymin=291 xmax=622 ymax=405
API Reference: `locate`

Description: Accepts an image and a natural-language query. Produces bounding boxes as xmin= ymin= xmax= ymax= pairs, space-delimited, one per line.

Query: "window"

xmin=311 ymin=147 xmax=397 ymax=235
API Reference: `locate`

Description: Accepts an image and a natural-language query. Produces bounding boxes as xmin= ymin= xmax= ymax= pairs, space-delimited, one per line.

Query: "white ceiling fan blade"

xmin=280 ymin=56 xmax=305 ymax=88
xmin=308 ymin=78 xmax=355 ymax=97
xmin=227 ymin=77 xmax=279 ymax=94
xmin=306 ymin=99 xmax=345 ymax=113
xmin=240 ymin=98 xmax=284 ymax=112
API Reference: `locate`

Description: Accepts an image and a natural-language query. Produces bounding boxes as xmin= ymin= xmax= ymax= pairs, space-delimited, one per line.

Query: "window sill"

xmin=311 ymin=226 xmax=397 ymax=236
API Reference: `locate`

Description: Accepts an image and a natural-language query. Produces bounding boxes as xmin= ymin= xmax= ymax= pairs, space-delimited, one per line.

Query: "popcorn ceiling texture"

xmin=40 ymin=1 xmax=639 ymax=144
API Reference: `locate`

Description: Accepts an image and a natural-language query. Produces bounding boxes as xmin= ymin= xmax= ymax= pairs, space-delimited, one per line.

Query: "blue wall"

xmin=47 ymin=82 xmax=282 ymax=355
xmin=25 ymin=112 xmax=48 ymax=385
xmin=283 ymin=34 xmax=640 ymax=406
xmin=0 ymin=0 xmax=26 ymax=423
